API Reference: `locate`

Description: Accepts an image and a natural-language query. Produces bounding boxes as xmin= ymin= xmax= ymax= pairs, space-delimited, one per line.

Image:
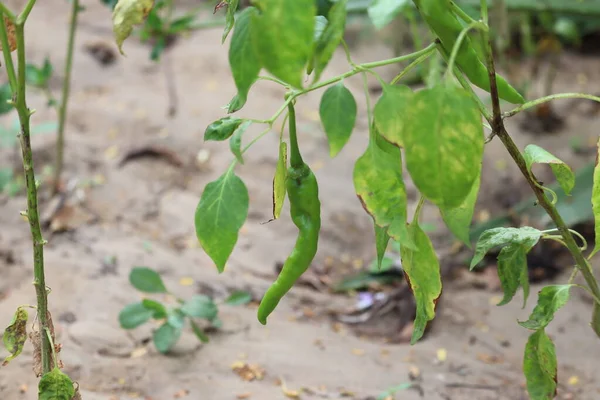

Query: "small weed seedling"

xmin=119 ymin=267 xmax=222 ymax=353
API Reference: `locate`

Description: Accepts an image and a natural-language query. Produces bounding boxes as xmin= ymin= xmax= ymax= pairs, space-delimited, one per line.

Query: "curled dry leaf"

xmin=231 ymin=361 xmax=265 ymax=381
xmin=0 ymin=16 xmax=17 ymax=52
xmin=30 ymin=311 xmax=62 ymax=377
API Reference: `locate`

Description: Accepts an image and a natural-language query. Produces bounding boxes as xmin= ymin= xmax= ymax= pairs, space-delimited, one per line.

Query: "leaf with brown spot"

xmin=2 ymin=306 xmax=28 ymax=365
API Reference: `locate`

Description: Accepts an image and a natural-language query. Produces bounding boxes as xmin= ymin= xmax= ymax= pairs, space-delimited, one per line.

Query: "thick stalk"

xmin=53 ymin=0 xmax=79 ymax=194
xmin=478 ymin=1 xmax=600 ymax=336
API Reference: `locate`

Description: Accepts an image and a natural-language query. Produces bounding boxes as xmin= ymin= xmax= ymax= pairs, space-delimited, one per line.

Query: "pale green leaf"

xmin=228 ymin=7 xmax=261 ymax=113
xmin=129 ymin=267 xmax=167 ymax=293
xmin=112 ymin=0 xmax=154 ymax=55
xmin=519 ymin=285 xmax=572 ymax=330
xmin=252 ymin=0 xmax=315 ymax=88
xmin=373 ymin=84 xmax=413 ymax=148
xmin=181 ymin=295 xmax=218 ymax=320
xmin=523 ymin=329 xmax=557 ymax=400
xmin=195 ymin=170 xmax=249 ymax=272
xmin=470 ymin=226 xmax=542 ymax=270
xmin=229 ymin=120 xmax=252 ymax=164
xmin=205 ymin=117 xmax=244 ymax=141
xmin=312 ymin=0 xmax=347 ymax=83
xmin=368 ymin=0 xmax=409 ymax=29
xmin=400 ymin=224 xmax=442 ymax=344
xmin=523 ymin=144 xmax=575 ymax=195
xmin=222 ymin=0 xmax=240 ymax=43
xmin=153 ymin=321 xmax=182 ymax=353
xmin=404 ymin=85 xmax=484 ymax=209
xmin=590 ymin=139 xmax=600 ymax=257
xmin=319 ymin=82 xmax=357 ymax=157
xmin=440 ymin=171 xmax=480 ymax=246
xmin=353 ymin=131 xmax=414 ymax=249
xmin=2 ymin=307 xmax=28 ymax=366
xmin=273 ymin=141 xmax=288 ymax=219
xmin=119 ymin=302 xmax=153 ymax=329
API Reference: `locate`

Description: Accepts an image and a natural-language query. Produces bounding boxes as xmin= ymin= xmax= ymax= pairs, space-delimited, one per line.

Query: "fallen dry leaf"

xmin=236 ymin=393 xmax=251 ymax=399
xmin=231 ymin=362 xmax=265 ymax=381
xmin=130 ymin=347 xmax=148 ymax=358
xmin=436 ymin=348 xmax=447 ymax=363
xmin=476 ymin=353 xmax=504 ymax=364
xmin=280 ymin=379 xmax=301 ymax=398
xmin=173 ymin=389 xmax=190 ymax=398
xmin=351 ymin=348 xmax=365 ymax=356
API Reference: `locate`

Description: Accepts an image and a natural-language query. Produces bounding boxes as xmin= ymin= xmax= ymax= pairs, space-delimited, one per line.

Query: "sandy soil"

xmin=1 ymin=2 xmax=600 ymax=399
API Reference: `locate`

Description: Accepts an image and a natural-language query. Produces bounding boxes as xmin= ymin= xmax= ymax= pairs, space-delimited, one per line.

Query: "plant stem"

xmin=0 ymin=15 xmax=17 ymax=90
xmin=53 ymin=0 xmax=79 ymax=194
xmin=478 ymin=1 xmax=600 ymax=337
xmin=503 ymin=93 xmax=600 ymax=118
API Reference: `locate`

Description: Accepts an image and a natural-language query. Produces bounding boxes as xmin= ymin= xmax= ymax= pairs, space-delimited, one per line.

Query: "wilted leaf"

xmin=222 ymin=0 xmax=240 ymax=43
xmin=523 ymin=144 xmax=574 ymax=195
xmin=2 ymin=306 xmax=28 ymax=365
xmin=470 ymin=226 xmax=542 ymax=270
xmin=112 ymin=0 xmax=155 ymax=55
xmin=519 ymin=285 xmax=572 ymax=330
xmin=495 ymin=243 xmax=531 ymax=307
xmin=400 ymin=224 xmax=442 ymax=344
xmin=229 ymin=120 xmax=252 ymax=164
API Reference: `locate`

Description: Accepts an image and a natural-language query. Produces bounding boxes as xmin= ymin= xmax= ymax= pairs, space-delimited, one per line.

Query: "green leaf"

xmin=519 ymin=285 xmax=572 ymax=331
xmin=229 ymin=120 xmax=252 ymax=164
xmin=319 ymin=82 xmax=357 ymax=157
xmin=523 ymin=144 xmax=575 ymax=195
xmin=167 ymin=308 xmax=186 ymax=329
xmin=225 ymin=290 xmax=253 ymax=305
xmin=252 ymin=0 xmax=315 ymax=88
xmin=141 ymin=299 xmax=167 ymax=319
xmin=0 ymin=84 xmax=14 ymax=115
xmin=222 ymin=0 xmax=240 ymax=43
xmin=470 ymin=226 xmax=542 ymax=270
xmin=373 ymin=84 xmax=413 ymax=148
xmin=112 ymin=0 xmax=154 ymax=55
xmin=353 ymin=131 xmax=414 ymax=249
xmin=38 ymin=368 xmax=75 ymax=400
xmin=368 ymin=0 xmax=409 ymax=29
xmin=129 ymin=267 xmax=168 ymax=293
xmin=2 ymin=306 xmax=28 ymax=366
xmin=119 ymin=302 xmax=154 ymax=329
xmin=153 ymin=321 xmax=183 ymax=353
xmin=228 ymin=7 xmax=261 ymax=112
xmin=404 ymin=84 xmax=484 ymax=209
xmin=311 ymin=0 xmax=347 ymax=83
xmin=590 ymin=139 xmax=600 ymax=258
xmin=440 ymin=171 xmax=480 ymax=246
xmin=195 ymin=170 xmax=249 ymax=272
xmin=496 ymin=243 xmax=532 ymax=307
xmin=400 ymin=224 xmax=442 ymax=344
xmin=374 ymin=225 xmax=391 ymax=270
xmin=523 ymin=329 xmax=557 ymax=400
xmin=205 ymin=117 xmax=244 ymax=141
xmin=273 ymin=141 xmax=288 ymax=219
xmin=181 ymin=295 xmax=218 ymax=320
xmin=190 ymin=320 xmax=210 ymax=343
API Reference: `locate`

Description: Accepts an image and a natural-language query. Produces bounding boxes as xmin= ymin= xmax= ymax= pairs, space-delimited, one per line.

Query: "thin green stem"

xmin=341 ymin=39 xmax=356 ymax=67
xmin=361 ymin=72 xmax=373 ymax=129
xmin=17 ymin=0 xmax=36 ymax=24
xmin=188 ymin=18 xmax=227 ymax=31
xmin=0 ymin=11 xmax=17 ymax=92
xmin=287 ymin=102 xmax=303 ymax=168
xmin=503 ymin=93 xmax=600 ymax=118
xmin=573 ymin=285 xmax=600 ymax=307
xmin=53 ymin=0 xmax=79 ymax=194
xmin=9 ymin=7 xmax=51 ymax=374
xmin=0 ymin=3 xmax=15 ymax=21
xmin=444 ymin=21 xmax=485 ymax=82
xmin=391 ymin=49 xmax=434 ymax=85
xmin=411 ymin=196 xmax=426 ymax=226
xmin=241 ymin=126 xmax=271 ymax=155
xmin=258 ymin=75 xmax=289 ymax=87
xmin=451 ymin=1 xmax=476 ymax=24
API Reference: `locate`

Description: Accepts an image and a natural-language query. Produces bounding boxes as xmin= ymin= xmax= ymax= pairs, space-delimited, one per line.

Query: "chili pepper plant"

xmin=114 ymin=1 xmax=600 ymax=399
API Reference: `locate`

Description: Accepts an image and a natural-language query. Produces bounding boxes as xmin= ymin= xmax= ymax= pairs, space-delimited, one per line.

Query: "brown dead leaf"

xmin=72 ymin=385 xmax=82 ymax=400
xmin=476 ymin=353 xmax=504 ymax=364
xmin=236 ymin=393 xmax=251 ymax=399
xmin=280 ymin=379 xmax=301 ymax=398
xmin=173 ymin=389 xmax=189 ymax=398
xmin=231 ymin=362 xmax=265 ymax=381
xmin=0 ymin=16 xmax=17 ymax=52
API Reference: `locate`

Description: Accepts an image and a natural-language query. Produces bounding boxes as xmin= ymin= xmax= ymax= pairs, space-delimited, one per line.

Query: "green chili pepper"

xmin=414 ymin=0 xmax=525 ymax=104
xmin=257 ymin=103 xmax=322 ymax=325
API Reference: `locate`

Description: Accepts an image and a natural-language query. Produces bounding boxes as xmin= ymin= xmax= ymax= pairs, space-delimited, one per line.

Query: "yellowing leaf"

xmin=2 ymin=306 xmax=28 ymax=365
xmin=112 ymin=0 xmax=155 ymax=55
